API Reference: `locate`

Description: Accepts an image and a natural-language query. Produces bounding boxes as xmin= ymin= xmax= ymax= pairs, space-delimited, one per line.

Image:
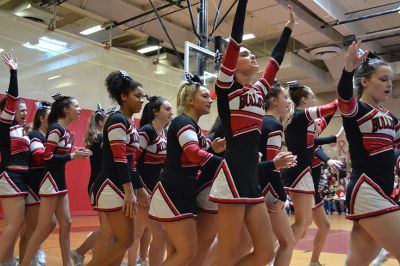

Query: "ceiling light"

xmin=80 ymin=25 xmax=103 ymax=35
xmin=137 ymin=45 xmax=160 ymax=54
xmin=242 ymin=33 xmax=256 ymax=40
xmin=23 ymin=36 xmax=71 ymax=54
xmin=0 ymin=48 xmax=4 ymax=53
xmin=26 ymin=3 xmax=31 ymax=9
xmin=48 ymin=75 xmax=61 ymax=80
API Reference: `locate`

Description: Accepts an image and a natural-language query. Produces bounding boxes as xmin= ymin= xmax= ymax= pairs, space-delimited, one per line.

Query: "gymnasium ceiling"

xmin=1 ymin=0 xmax=400 ymax=93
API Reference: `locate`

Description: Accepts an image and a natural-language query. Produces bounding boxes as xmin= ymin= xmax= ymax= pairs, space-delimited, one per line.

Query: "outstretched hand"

xmin=344 ymin=40 xmax=369 ymax=72
xmin=286 ymin=5 xmax=296 ymax=29
xmin=2 ymin=52 xmax=18 ymax=70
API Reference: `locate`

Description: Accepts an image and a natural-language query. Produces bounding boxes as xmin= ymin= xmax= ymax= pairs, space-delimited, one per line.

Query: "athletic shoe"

xmin=372 ymin=249 xmax=389 ymax=266
xmin=70 ymin=250 xmax=84 ymax=266
xmin=35 ymin=249 xmax=46 ymax=265
xmin=309 ymin=262 xmax=324 ymax=266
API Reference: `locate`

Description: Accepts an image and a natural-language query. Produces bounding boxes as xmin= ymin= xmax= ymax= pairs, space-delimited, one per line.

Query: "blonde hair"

xmin=176 ymin=82 xmax=201 ymax=114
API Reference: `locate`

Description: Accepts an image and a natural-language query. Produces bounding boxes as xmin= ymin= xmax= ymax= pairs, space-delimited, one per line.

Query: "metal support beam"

xmin=125 ymin=1 xmax=200 ymax=30
xmin=321 ymin=7 xmax=400 ymax=29
xmin=113 ymin=0 xmax=185 ymax=28
xmin=148 ymin=0 xmax=184 ymax=67
xmin=209 ymin=0 xmax=238 ymax=37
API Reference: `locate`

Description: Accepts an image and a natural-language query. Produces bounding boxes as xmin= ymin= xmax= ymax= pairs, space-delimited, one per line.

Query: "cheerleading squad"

xmin=0 ymin=1 xmax=399 ymax=266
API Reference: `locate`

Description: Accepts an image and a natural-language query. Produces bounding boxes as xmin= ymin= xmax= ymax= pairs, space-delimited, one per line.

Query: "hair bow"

xmin=184 ymin=72 xmax=202 ymax=85
xmin=214 ymin=50 xmax=223 ymax=65
xmin=51 ymin=92 xmax=63 ymax=101
xmin=287 ymin=80 xmax=304 ymax=91
xmin=106 ymin=106 xmax=117 ymax=115
xmin=95 ymin=102 xmax=105 ymax=114
xmin=35 ymin=101 xmax=51 ymax=110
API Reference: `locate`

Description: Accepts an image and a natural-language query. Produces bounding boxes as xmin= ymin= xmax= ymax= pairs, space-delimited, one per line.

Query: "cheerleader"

xmin=149 ymin=74 xmax=225 ymax=266
xmin=88 ymin=70 xmax=147 ymax=266
xmin=309 ymin=117 xmax=343 ymax=266
xmin=208 ymin=1 xmax=295 ymax=264
xmin=258 ymin=82 xmax=297 ymax=266
xmin=282 ymin=80 xmax=338 ymax=243
xmin=0 ymin=53 xmax=29 ymax=265
xmin=19 ymin=101 xmax=52 ymax=265
xmin=21 ymin=94 xmax=91 ymax=266
xmin=127 ymin=95 xmax=172 ymax=266
xmin=337 ymin=41 xmax=400 ymax=265
xmin=70 ymin=103 xmax=108 ymax=265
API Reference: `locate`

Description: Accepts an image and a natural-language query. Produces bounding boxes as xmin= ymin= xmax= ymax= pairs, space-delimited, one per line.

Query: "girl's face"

xmin=65 ymin=99 xmax=81 ymax=121
xmin=302 ymin=88 xmax=317 ymax=107
xmin=155 ymin=100 xmax=173 ymax=126
xmin=189 ymin=86 xmax=212 ymax=116
xmin=16 ymin=102 xmax=28 ymax=126
xmin=40 ymin=109 xmax=50 ymax=130
xmin=275 ymin=89 xmax=291 ymax=117
xmin=237 ymin=47 xmax=259 ymax=77
xmin=123 ymin=87 xmax=145 ymax=114
xmin=362 ymin=65 xmax=393 ymax=104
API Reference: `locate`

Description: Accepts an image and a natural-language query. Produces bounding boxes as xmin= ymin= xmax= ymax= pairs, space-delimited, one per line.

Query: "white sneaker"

xmin=70 ymin=250 xmax=84 ymax=266
xmin=309 ymin=262 xmax=324 ymax=266
xmin=372 ymin=249 xmax=389 ymax=266
xmin=35 ymin=249 xmax=46 ymax=265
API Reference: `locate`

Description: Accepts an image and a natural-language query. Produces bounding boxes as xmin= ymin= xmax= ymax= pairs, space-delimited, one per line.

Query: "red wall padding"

xmin=0 ymin=96 xmax=139 ymax=216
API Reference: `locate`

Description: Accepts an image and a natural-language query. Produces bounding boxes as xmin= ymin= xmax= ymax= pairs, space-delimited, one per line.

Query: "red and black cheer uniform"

xmin=136 ymin=123 xmax=167 ymax=194
xmin=283 ymin=100 xmax=338 ymax=194
xmin=209 ymin=0 xmax=292 ymax=203
xmin=0 ymin=70 xmax=30 ymax=198
xmin=88 ymin=133 xmax=102 ymax=205
xmin=39 ymin=122 xmax=74 ymax=196
xmin=149 ymin=114 xmax=221 ymax=221
xmin=258 ymin=115 xmax=286 ymax=204
xmin=92 ymin=111 xmax=142 ymax=211
xmin=337 ymin=69 xmax=400 ymax=220
xmin=27 ymin=130 xmax=46 ymax=205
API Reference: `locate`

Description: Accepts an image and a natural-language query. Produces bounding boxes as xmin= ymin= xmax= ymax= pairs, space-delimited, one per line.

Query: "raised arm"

xmin=0 ymin=53 xmax=18 ymax=125
xmin=337 ymin=41 xmax=368 ymax=117
xmin=215 ymin=0 xmax=247 ymax=89
xmin=257 ymin=6 xmax=294 ymax=95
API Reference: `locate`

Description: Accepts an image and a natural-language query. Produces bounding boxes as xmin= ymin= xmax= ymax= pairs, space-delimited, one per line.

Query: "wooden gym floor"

xmin=0 ymin=214 xmax=398 ymax=265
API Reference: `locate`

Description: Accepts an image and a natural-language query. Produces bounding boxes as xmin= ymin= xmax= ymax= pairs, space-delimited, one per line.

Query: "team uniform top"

xmin=285 ymin=103 xmax=338 ymax=167
xmin=0 ymin=70 xmax=30 ymax=173
xmin=0 ymin=70 xmax=30 ymax=197
xmin=136 ymin=123 xmax=167 ymax=193
xmin=96 ymin=111 xmax=142 ymax=191
xmin=209 ymin=0 xmax=292 ymax=203
xmin=338 ymin=69 xmax=400 ymax=219
xmin=215 ymin=5 xmax=292 ymax=153
xmin=27 ymin=130 xmax=46 ymax=203
xmin=39 ymin=122 xmax=73 ymax=196
xmin=312 ymin=115 xmax=335 ymax=169
xmin=161 ymin=115 xmax=220 ymax=182
xmin=29 ymin=130 xmax=46 ymax=171
xmin=258 ymin=115 xmax=286 ymax=202
xmin=88 ymin=134 xmax=103 ymax=193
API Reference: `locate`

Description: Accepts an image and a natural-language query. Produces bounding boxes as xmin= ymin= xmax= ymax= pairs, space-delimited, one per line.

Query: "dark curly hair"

xmin=106 ymin=70 xmax=142 ymax=105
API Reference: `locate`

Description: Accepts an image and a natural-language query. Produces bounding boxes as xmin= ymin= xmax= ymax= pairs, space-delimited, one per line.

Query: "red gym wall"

xmin=0 ymin=96 xmax=140 ymax=217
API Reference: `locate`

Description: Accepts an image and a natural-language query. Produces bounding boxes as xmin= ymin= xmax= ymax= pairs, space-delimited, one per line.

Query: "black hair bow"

xmin=51 ymin=92 xmax=63 ymax=101
xmin=184 ymin=72 xmax=202 ymax=85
